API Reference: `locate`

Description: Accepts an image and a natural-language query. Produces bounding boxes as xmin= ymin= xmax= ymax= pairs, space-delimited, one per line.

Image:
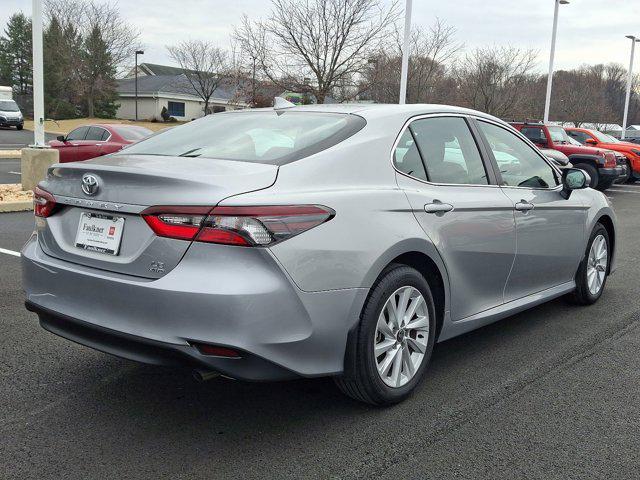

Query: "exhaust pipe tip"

xmin=192 ymin=369 xmax=220 ymax=383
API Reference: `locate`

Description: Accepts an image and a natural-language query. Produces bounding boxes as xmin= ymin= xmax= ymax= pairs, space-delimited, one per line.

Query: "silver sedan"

xmin=22 ymin=103 xmax=616 ymax=405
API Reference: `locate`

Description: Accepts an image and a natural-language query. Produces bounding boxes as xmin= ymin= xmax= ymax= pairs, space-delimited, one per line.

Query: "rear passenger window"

xmin=86 ymin=127 xmax=108 ymax=141
xmin=393 ymin=129 xmax=428 ymax=181
xmin=409 ymin=117 xmax=488 ymax=185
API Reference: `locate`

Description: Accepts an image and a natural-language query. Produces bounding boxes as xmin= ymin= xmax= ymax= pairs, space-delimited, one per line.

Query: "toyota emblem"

xmin=81 ymin=173 xmax=99 ymax=196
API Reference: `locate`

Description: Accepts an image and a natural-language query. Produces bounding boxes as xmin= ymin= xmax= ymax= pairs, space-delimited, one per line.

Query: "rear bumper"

xmin=27 ymin=301 xmax=297 ymax=380
xmin=22 ymin=236 xmax=367 ymax=380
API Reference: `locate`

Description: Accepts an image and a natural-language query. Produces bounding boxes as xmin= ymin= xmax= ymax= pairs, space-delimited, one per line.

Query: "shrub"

xmin=160 ymin=106 xmax=170 ymax=122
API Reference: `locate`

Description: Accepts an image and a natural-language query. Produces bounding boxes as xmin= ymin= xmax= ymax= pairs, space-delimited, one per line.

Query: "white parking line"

xmin=608 ymin=189 xmax=640 ymax=194
xmin=8 ymin=171 xmax=20 ymax=175
xmin=0 ymin=247 xmax=21 ymax=257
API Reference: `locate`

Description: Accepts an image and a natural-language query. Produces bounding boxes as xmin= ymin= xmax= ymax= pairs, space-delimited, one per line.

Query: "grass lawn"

xmin=23 ymin=118 xmax=185 ymax=135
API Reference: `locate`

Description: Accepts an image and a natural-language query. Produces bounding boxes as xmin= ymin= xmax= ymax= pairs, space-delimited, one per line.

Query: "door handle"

xmin=424 ymin=202 xmax=454 ymax=214
xmin=514 ymin=200 xmax=534 ymax=212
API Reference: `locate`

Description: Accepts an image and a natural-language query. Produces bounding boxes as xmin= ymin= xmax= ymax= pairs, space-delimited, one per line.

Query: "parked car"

xmin=510 ymin=122 xmax=619 ymax=191
xmin=567 ymin=136 xmax=629 ymax=183
xmin=0 ymin=99 xmax=24 ymax=130
xmin=23 ymin=104 xmax=617 ymax=406
xmin=48 ymin=124 xmax=153 ymax=162
xmin=565 ymin=127 xmax=639 ymax=183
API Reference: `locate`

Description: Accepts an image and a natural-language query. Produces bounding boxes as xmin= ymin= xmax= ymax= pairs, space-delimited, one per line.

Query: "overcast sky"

xmin=2 ymin=0 xmax=640 ymax=73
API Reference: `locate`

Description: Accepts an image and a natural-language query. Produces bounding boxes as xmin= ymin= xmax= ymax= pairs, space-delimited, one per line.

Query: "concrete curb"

xmin=0 ymin=150 xmax=21 ymax=158
xmin=0 ymin=200 xmax=32 ymax=212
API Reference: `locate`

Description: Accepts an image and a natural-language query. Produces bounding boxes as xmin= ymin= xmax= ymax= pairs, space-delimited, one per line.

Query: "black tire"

xmin=579 ymin=163 xmax=599 ymax=189
xmin=570 ymin=223 xmax=610 ymax=305
xmin=16 ymin=124 xmax=23 ymax=131
xmin=335 ymin=264 xmax=436 ymax=406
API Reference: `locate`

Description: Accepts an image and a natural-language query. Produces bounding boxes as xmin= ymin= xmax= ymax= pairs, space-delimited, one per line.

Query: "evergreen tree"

xmin=0 ymin=13 xmax=32 ymax=94
xmin=44 ymin=16 xmax=81 ymax=118
xmin=80 ymin=24 xmax=118 ymax=117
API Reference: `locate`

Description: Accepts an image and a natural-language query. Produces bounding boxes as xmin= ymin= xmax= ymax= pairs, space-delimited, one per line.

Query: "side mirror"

xmin=56 ymin=135 xmax=66 ymax=142
xmin=585 ymin=138 xmax=597 ymax=145
xmin=561 ymin=168 xmax=590 ymax=199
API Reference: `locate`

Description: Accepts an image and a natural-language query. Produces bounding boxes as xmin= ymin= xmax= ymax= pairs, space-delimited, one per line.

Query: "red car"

xmin=48 ymin=124 xmax=153 ymax=163
xmin=510 ymin=122 xmax=619 ymax=191
xmin=565 ymin=127 xmax=638 ymax=183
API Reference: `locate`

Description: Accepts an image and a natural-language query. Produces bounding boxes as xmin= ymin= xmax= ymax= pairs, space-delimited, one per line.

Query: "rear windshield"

xmin=112 ymin=125 xmax=152 ymax=141
xmin=0 ymin=100 xmax=19 ymax=112
xmin=121 ymin=111 xmax=366 ymax=165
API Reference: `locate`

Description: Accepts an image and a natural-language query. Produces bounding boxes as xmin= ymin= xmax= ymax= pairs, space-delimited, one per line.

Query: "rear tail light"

xmin=142 ymin=205 xmax=334 ymax=247
xmin=33 ymin=186 xmax=57 ymax=218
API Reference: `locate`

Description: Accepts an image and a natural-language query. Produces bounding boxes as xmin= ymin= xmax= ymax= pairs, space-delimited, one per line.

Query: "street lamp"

xmin=543 ymin=0 xmax=569 ymax=124
xmin=399 ymin=0 xmax=412 ymax=104
xmin=134 ymin=49 xmax=144 ymax=121
xmin=621 ymin=35 xmax=640 ymax=140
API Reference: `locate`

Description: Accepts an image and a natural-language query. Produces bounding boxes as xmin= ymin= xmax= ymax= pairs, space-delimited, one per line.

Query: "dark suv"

xmin=510 ymin=122 xmax=619 ymax=191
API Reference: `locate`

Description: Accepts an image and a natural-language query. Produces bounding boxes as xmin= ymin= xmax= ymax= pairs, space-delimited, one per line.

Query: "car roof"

xmin=228 ymin=103 xmax=506 ymax=125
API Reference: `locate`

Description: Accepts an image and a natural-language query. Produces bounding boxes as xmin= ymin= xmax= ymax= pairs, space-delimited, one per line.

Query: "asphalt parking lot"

xmin=0 ymin=158 xmax=21 ymax=184
xmin=0 ymin=127 xmax=55 ymax=150
xmin=1 ymin=185 xmax=640 ymax=479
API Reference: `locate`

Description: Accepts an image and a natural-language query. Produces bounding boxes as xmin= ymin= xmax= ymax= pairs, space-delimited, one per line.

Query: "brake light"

xmin=142 ymin=206 xmax=210 ymax=240
xmin=142 ymin=205 xmax=334 ymax=246
xmin=33 ymin=186 xmax=57 ymax=218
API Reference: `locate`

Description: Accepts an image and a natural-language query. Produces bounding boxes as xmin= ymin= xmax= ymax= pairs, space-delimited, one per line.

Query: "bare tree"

xmin=453 ymin=46 xmax=538 ymax=118
xmin=235 ymin=0 xmax=401 ymax=104
xmin=550 ymin=65 xmax=615 ymax=126
xmin=167 ymin=40 xmax=232 ymax=115
xmin=363 ymin=19 xmax=461 ymax=103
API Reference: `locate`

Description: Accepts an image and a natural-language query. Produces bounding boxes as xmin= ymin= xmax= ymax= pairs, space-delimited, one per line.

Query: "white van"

xmin=0 ymin=87 xmax=24 ymax=130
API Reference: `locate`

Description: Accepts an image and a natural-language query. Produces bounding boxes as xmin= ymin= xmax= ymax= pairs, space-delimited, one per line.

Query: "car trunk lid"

xmin=36 ymin=154 xmax=278 ymax=279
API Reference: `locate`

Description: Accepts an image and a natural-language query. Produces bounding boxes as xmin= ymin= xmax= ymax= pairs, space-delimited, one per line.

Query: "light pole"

xmin=399 ymin=0 xmax=412 ymax=104
xmin=251 ymin=55 xmax=256 ymax=107
xmin=134 ymin=50 xmax=144 ymax=121
xmin=31 ymin=0 xmax=45 ymax=146
xmin=622 ymin=35 xmax=639 ymax=139
xmin=543 ymin=0 xmax=569 ymax=124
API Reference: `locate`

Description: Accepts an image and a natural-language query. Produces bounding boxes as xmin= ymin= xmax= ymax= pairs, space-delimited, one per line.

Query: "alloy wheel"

xmin=374 ymin=286 xmax=430 ymax=388
xmin=587 ymin=234 xmax=608 ymax=296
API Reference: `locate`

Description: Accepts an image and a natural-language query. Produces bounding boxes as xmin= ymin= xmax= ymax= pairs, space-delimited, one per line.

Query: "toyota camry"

xmin=22 ymin=102 xmax=617 ymax=405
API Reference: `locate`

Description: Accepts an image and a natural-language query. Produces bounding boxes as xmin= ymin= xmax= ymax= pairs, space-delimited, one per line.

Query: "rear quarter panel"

xmin=218 ymin=113 xmax=450 ymax=295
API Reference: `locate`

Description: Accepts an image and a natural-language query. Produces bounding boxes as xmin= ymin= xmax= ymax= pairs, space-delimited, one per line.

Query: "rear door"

xmin=394 ymin=115 xmax=516 ymax=321
xmin=475 ymin=119 xmax=586 ymax=301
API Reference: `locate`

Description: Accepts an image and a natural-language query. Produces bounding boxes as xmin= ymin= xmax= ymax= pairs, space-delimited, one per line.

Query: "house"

xmin=116 ymin=63 xmax=247 ymax=121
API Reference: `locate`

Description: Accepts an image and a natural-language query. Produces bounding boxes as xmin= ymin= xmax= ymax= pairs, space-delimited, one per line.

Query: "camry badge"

xmin=81 ymin=173 xmax=99 ymax=196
